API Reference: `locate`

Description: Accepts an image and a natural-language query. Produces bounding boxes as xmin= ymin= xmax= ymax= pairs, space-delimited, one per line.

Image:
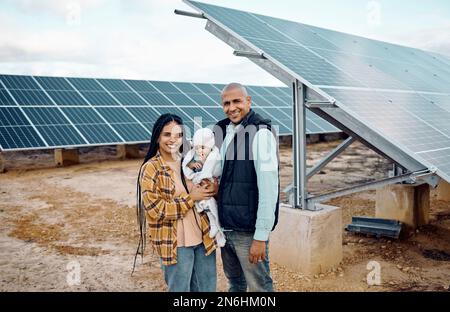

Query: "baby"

xmin=182 ymin=128 xmax=226 ymax=247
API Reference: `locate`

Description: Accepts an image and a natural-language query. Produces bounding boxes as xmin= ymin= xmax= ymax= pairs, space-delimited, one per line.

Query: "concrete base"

xmin=0 ymin=153 xmax=5 ymax=173
xmin=269 ymin=204 xmax=342 ymax=276
xmin=117 ymin=144 xmax=141 ymax=159
xmin=435 ymin=180 xmax=450 ymax=201
xmin=376 ymin=184 xmax=430 ymax=231
xmin=55 ymin=149 xmax=79 ymax=166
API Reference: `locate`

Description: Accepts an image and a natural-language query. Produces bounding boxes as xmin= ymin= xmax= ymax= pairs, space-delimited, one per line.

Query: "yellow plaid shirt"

xmin=140 ymin=152 xmax=216 ymax=265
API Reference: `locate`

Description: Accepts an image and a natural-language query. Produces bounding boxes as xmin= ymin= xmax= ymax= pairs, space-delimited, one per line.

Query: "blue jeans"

xmin=221 ymin=231 xmax=273 ymax=292
xmin=161 ymin=244 xmax=216 ymax=292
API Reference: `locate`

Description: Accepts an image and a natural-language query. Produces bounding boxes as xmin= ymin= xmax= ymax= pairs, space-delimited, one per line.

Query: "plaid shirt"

xmin=140 ymin=152 xmax=216 ymax=265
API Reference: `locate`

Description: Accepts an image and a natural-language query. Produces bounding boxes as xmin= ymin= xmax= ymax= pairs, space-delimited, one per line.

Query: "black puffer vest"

xmin=213 ymin=110 xmax=280 ymax=232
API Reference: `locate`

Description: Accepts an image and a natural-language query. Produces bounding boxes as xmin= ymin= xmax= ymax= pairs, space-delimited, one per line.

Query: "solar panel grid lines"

xmin=31 ymin=76 xmax=91 ymax=146
xmin=250 ymin=13 xmax=436 ymax=94
xmin=185 ymin=1 xmax=450 ymax=183
xmin=63 ymin=77 xmax=126 ymax=144
xmin=93 ymin=78 xmax=152 ymax=142
xmin=0 ymin=74 xmax=339 ymax=151
xmin=146 ymin=80 xmax=200 ymax=130
xmin=169 ymin=82 xmax=218 ymax=122
xmin=121 ymin=79 xmax=158 ymax=108
xmin=0 ymin=78 xmax=49 ymax=149
xmin=252 ymin=85 xmax=338 ymax=133
xmin=321 ymin=87 xmax=450 ymax=181
xmin=189 ymin=0 xmax=450 ymax=94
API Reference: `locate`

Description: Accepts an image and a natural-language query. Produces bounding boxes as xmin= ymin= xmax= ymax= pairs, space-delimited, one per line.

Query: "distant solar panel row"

xmin=0 ymin=74 xmax=339 ymax=150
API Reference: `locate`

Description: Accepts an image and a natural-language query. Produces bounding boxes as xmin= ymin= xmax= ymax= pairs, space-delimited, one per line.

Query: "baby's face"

xmin=195 ymin=145 xmax=211 ymax=161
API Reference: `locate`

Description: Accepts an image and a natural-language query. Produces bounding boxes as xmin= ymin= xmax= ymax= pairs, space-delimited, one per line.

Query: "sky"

xmin=0 ymin=0 xmax=449 ymax=86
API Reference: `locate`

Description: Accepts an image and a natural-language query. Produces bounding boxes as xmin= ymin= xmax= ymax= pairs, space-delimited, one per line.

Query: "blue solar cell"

xmin=97 ymin=79 xmax=132 ymax=92
xmin=22 ymin=107 xmax=72 ymax=125
xmin=124 ymin=80 xmax=159 ymax=92
xmin=67 ymin=78 xmax=104 ymax=91
xmin=184 ymin=93 xmax=217 ymax=106
xmin=61 ymin=107 xmax=105 ymax=125
xmin=136 ymin=92 xmax=174 ymax=106
xmin=111 ymin=123 xmax=150 ymax=142
xmin=0 ymin=73 xmax=340 ymax=150
xmin=36 ymin=125 xmax=86 ymax=146
xmin=0 ymin=75 xmax=40 ymax=90
xmin=0 ymin=107 xmax=31 ymax=126
xmin=263 ymin=87 xmax=287 ymax=97
xmin=110 ymin=92 xmax=148 ymax=106
xmin=194 ymin=83 xmax=221 ymax=94
xmin=0 ymin=126 xmax=46 ymax=149
xmin=76 ymin=124 xmax=122 ymax=144
xmin=35 ymin=76 xmax=74 ymax=91
xmin=171 ymin=82 xmax=201 ymax=94
xmin=46 ymin=90 xmax=89 ymax=106
xmin=95 ymin=107 xmax=137 ymax=124
xmin=127 ymin=107 xmax=160 ymax=124
xmin=0 ymin=90 xmax=16 ymax=106
xmin=149 ymin=81 xmax=179 ymax=93
xmin=79 ymin=91 xmax=119 ymax=106
xmin=9 ymin=90 xmax=54 ymax=106
xmin=164 ymin=93 xmax=197 ymax=106
xmin=254 ymin=13 xmax=339 ymax=51
xmin=205 ymin=107 xmax=225 ymax=120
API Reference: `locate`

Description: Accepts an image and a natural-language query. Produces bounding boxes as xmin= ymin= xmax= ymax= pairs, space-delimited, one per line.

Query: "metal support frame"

xmin=305 ymin=100 xmax=337 ymax=109
xmin=306 ymin=168 xmax=435 ymax=210
xmin=292 ymin=80 xmax=308 ymax=209
xmin=233 ymin=50 xmax=266 ymax=59
xmin=176 ymin=6 xmax=442 ymax=210
xmin=307 ymin=136 xmax=355 ymax=179
xmin=283 ymin=135 xmax=355 ymax=201
xmin=174 ymin=9 xmax=205 ymax=19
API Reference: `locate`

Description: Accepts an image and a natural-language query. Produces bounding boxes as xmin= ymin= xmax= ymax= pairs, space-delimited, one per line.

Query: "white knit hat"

xmin=193 ymin=128 xmax=215 ymax=148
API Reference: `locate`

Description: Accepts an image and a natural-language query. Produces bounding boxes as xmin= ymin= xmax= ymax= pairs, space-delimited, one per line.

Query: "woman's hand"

xmin=189 ymin=184 xmax=215 ymax=201
xmin=201 ymin=178 xmax=219 ymax=196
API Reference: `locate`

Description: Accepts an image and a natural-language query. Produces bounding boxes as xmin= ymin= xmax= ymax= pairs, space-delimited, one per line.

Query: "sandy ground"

xmin=1 ymin=141 xmax=450 ymax=292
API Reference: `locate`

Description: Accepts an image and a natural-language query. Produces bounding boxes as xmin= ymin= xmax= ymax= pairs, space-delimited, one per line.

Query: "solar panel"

xmin=0 ymin=107 xmax=46 ymax=149
xmin=184 ymin=0 xmax=450 ymax=183
xmin=0 ymin=74 xmax=339 ymax=151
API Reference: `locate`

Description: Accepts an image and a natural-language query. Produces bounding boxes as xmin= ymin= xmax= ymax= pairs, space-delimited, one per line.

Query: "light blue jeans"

xmin=221 ymin=231 xmax=273 ymax=292
xmin=161 ymin=243 xmax=216 ymax=292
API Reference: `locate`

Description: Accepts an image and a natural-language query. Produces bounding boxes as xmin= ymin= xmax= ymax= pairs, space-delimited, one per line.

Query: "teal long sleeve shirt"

xmin=220 ymin=122 xmax=279 ymax=241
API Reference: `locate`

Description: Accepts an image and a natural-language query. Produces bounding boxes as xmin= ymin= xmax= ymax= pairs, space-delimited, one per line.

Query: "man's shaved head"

xmin=221 ymin=82 xmax=248 ymax=98
xmin=221 ymin=82 xmax=252 ymax=124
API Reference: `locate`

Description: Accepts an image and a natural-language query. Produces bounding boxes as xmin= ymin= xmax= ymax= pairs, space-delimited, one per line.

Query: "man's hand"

xmin=248 ymin=240 xmax=266 ymax=264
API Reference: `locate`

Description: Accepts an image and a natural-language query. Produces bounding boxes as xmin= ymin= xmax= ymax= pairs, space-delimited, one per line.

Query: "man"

xmin=213 ymin=82 xmax=279 ymax=292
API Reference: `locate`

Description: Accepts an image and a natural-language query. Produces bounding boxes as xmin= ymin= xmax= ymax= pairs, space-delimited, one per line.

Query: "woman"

xmin=134 ymin=113 xmax=217 ymax=292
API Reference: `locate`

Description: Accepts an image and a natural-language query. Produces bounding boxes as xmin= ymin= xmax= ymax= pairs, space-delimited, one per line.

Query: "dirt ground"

xmin=1 ymin=140 xmax=450 ymax=292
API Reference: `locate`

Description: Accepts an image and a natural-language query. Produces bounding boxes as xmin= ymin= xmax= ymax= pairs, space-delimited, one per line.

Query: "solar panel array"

xmin=186 ymin=0 xmax=450 ymax=183
xmin=0 ymin=74 xmax=339 ymax=151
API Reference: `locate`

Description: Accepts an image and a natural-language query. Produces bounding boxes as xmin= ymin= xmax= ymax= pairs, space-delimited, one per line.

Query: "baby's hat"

xmin=193 ymin=128 xmax=215 ymax=148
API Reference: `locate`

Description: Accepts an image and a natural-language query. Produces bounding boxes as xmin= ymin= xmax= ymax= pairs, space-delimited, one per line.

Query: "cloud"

xmin=380 ymin=26 xmax=450 ymax=57
xmin=11 ymin=0 xmax=449 ymax=86
xmin=0 ymin=2 xmax=281 ymax=86
xmin=4 ymin=0 xmax=108 ymax=16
